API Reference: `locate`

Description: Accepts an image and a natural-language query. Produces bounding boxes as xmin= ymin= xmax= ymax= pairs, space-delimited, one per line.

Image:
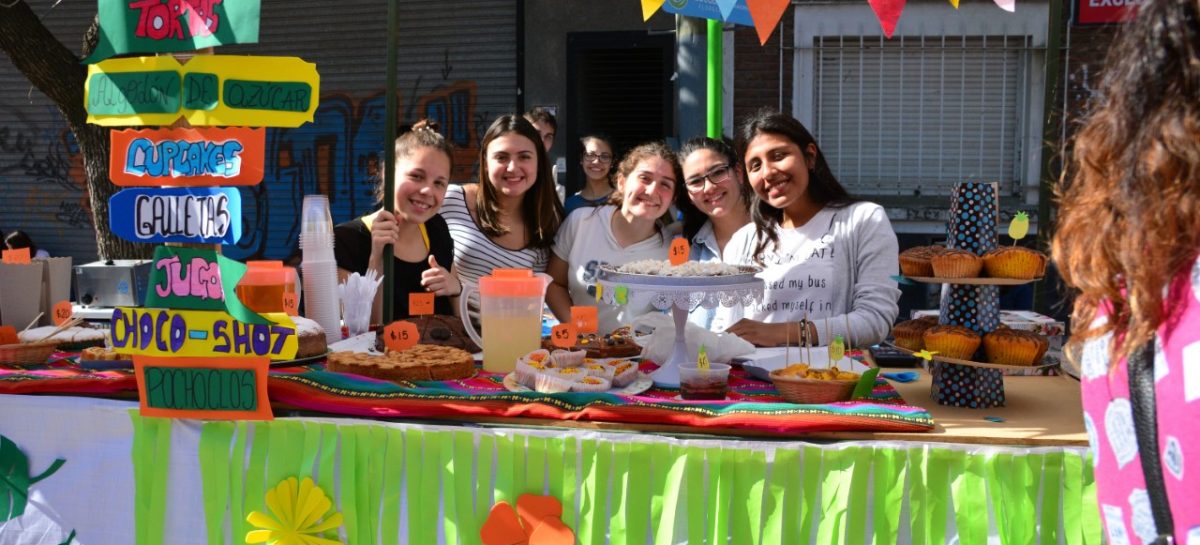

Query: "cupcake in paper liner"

xmin=520 ymin=349 xmax=553 ymax=368
xmin=515 ymin=357 xmax=551 ymax=388
xmin=533 ymin=371 xmax=575 ymax=393
xmin=571 ymin=375 xmax=612 ymax=393
xmin=551 ymin=366 xmax=588 ymax=383
xmin=584 ymin=363 xmax=614 ymax=381
xmin=550 ymin=349 xmax=586 ymax=368
xmin=609 ymin=360 xmax=639 ymax=387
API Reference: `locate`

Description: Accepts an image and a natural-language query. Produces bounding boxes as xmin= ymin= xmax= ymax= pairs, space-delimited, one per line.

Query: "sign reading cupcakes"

xmin=83 ymin=0 xmax=320 ymax=421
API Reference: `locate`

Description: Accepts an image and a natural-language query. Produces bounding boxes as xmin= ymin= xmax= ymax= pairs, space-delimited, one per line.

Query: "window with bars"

xmin=793 ymin=3 xmax=1048 ymax=200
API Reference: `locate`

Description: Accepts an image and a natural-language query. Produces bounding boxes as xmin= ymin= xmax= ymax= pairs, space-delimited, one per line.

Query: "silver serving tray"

xmin=596 ymin=264 xmax=762 ymax=288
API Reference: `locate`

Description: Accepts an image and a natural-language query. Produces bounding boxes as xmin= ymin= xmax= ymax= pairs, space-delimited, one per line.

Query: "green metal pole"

xmin=706 ymin=18 xmax=722 ymax=138
xmin=382 ymin=0 xmax=398 ymax=323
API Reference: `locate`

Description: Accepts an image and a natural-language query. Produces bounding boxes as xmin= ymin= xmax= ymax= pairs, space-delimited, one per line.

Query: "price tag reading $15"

xmin=669 ymin=237 xmax=690 ymax=266
xmin=383 ymin=320 xmax=419 ymax=351
xmin=282 ymin=293 xmax=299 ymax=316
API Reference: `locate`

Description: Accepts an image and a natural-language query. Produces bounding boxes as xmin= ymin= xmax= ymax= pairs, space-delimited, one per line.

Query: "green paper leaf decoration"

xmin=0 ymin=434 xmax=66 ymax=522
xmin=57 ymin=529 xmax=77 ymax=545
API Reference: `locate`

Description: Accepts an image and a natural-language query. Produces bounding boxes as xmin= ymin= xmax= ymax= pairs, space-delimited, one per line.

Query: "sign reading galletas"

xmin=111 ymin=127 xmax=264 ymax=186
xmin=85 ymin=55 xmax=319 ymax=127
xmin=109 ymin=186 xmax=242 ymax=245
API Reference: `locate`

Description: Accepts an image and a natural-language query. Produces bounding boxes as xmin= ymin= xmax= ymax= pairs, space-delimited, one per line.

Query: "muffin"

xmin=890 ymin=316 xmax=939 ymax=351
xmin=550 ymin=349 xmax=586 ymax=368
xmin=571 ymin=376 xmax=613 ymax=393
xmin=608 ymin=360 xmax=639 ymax=387
xmin=930 ymin=248 xmax=983 ymax=278
xmin=898 ymin=246 xmax=949 ymax=277
xmin=983 ymin=329 xmax=1050 ymax=366
xmin=982 ymin=246 xmax=1048 ymax=279
xmin=922 ymin=325 xmax=982 ymax=360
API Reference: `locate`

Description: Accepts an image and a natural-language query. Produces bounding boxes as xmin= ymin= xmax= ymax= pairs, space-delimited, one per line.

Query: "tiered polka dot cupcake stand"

xmin=930 ymin=182 xmax=1006 ymax=408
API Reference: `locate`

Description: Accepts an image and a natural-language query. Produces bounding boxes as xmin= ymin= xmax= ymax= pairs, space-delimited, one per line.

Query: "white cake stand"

xmin=595 ymin=266 xmax=764 ymax=387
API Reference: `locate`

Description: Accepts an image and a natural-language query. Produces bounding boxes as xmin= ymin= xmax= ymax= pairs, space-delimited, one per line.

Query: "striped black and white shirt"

xmin=440 ymin=184 xmax=550 ymax=316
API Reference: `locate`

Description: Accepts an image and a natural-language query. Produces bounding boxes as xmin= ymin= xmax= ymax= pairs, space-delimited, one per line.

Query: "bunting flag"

xmin=642 ymin=0 xmax=665 ymax=21
xmin=993 ymin=0 xmax=1015 ymax=12
xmin=716 ymin=0 xmax=739 ymax=21
xmin=867 ymin=0 xmax=907 ymax=38
xmin=747 ymin=0 xmax=790 ymax=45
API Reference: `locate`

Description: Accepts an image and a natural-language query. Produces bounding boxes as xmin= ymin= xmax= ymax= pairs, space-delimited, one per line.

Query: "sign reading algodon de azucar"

xmin=85 ymin=55 xmax=319 ymax=127
xmin=112 ymin=307 xmax=297 ymax=360
xmin=84 ymin=0 xmax=262 ymax=63
xmin=109 ymin=186 xmax=242 ymax=245
xmin=110 ymin=127 xmax=264 ymax=186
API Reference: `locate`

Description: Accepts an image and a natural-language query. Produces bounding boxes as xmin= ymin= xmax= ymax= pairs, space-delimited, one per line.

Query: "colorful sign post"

xmin=110 ymin=127 xmax=265 ymax=186
xmin=110 ymin=307 xmax=297 ymax=360
xmin=108 ymin=186 xmax=242 ymax=245
xmin=133 ymin=355 xmax=272 ymax=420
xmin=86 ymin=0 xmax=262 ymax=62
xmin=86 ymin=55 xmax=320 ymax=127
xmin=145 ymin=245 xmax=269 ymax=324
xmin=1078 ymin=0 xmax=1141 ymax=24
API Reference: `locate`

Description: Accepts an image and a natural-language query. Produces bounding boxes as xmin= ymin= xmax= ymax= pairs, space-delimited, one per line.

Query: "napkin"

xmin=633 ymin=312 xmax=755 ymax=364
xmin=338 ymin=270 xmax=382 ymax=337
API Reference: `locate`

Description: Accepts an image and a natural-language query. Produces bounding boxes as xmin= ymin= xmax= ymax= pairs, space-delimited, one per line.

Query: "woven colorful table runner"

xmin=0 ymin=355 xmax=934 ymax=434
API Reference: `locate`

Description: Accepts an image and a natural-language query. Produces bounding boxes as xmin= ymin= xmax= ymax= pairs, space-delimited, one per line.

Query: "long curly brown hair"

xmin=1052 ymin=0 xmax=1200 ymax=364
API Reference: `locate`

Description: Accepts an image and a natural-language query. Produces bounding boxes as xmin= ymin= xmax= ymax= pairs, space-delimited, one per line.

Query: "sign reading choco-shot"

xmin=109 ymin=186 xmax=242 ymax=245
xmin=133 ymin=356 xmax=272 ymax=420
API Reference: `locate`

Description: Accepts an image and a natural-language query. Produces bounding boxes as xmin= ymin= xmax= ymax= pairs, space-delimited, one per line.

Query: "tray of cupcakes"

xmin=887 ymin=316 xmax=1059 ymax=372
xmin=898 ymin=244 xmax=1048 ymax=285
xmin=504 ymin=348 xmax=653 ymax=395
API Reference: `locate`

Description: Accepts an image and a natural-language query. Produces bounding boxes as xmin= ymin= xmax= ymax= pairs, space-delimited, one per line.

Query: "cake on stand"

xmin=595 ymin=264 xmax=763 ymax=387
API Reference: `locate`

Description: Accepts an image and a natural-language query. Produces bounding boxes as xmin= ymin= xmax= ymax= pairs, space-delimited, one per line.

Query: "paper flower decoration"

xmin=1008 ymin=211 xmax=1029 ymax=241
xmin=246 ymin=477 xmax=344 ymax=545
xmin=0 ymin=434 xmax=65 ymax=522
xmin=480 ymin=494 xmax=575 ymax=545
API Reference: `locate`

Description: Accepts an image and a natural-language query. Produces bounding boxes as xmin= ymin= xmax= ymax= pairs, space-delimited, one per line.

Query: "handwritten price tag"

xmin=0 ymin=326 xmax=17 ymax=345
xmin=2 ymin=248 xmax=31 ymax=264
xmin=550 ymin=323 xmax=577 ymax=349
xmin=570 ymin=306 xmax=598 ymax=334
xmin=409 ymin=292 xmax=435 ymax=316
xmin=52 ymin=300 xmax=73 ymax=326
xmin=383 ymin=320 xmax=419 ymax=352
xmin=668 ymin=237 xmax=689 ymax=266
xmin=282 ymin=293 xmax=299 ymax=316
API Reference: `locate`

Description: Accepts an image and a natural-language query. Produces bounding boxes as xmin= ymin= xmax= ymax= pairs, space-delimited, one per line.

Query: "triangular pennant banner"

xmin=716 ymin=0 xmax=739 ymax=21
xmin=747 ymin=0 xmax=790 ymax=45
xmin=948 ymin=0 xmax=959 ymax=8
xmin=993 ymin=0 xmax=1015 ymax=12
xmin=642 ymin=0 xmax=666 ymax=21
xmin=867 ymin=0 xmax=907 ymax=38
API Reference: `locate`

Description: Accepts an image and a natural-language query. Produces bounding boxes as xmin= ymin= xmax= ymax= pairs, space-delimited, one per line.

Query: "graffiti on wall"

xmin=0 ymin=106 xmax=91 ymax=235
xmin=228 ymin=80 xmax=489 ymax=260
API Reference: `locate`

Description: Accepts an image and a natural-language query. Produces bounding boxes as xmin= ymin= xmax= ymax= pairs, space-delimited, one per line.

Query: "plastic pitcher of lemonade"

xmin=460 ymin=268 xmax=552 ymax=373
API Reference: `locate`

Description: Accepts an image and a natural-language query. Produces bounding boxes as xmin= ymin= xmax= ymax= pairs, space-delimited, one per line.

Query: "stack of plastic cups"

xmin=299 ymin=195 xmax=342 ymax=345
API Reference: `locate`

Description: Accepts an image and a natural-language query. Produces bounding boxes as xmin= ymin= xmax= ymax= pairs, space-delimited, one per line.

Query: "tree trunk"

xmin=0 ymin=1 xmax=149 ymax=260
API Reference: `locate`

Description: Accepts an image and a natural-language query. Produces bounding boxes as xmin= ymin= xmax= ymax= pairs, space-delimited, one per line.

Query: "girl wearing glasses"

xmin=565 ymin=134 xmax=616 ymax=216
xmin=439 ymin=115 xmax=565 ymax=323
xmin=676 ymin=136 xmax=753 ymax=327
xmin=721 ymin=110 xmax=900 ymax=347
xmin=547 ymin=142 xmax=682 ymax=333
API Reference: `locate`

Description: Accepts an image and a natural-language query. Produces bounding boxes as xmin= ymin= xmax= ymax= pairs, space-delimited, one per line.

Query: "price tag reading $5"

xmin=550 ymin=323 xmax=577 ymax=349
xmin=668 ymin=237 xmax=690 ymax=266
xmin=52 ymin=300 xmax=73 ymax=326
xmin=383 ymin=320 xmax=419 ymax=352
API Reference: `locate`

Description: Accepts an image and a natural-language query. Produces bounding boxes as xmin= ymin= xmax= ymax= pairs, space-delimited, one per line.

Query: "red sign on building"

xmin=1078 ymin=0 xmax=1141 ymax=25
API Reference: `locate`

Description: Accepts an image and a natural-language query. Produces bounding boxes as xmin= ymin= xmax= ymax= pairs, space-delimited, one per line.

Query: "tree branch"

xmin=0 ymin=0 xmax=88 ymax=129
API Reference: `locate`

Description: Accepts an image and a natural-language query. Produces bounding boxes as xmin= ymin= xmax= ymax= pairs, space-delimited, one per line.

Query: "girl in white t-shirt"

xmin=722 ymin=111 xmax=900 ymax=348
xmin=547 ymin=142 xmax=682 ymax=333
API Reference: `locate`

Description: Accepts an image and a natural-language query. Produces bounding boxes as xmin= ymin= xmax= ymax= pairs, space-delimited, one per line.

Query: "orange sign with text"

xmin=570 ymin=306 xmax=598 ymax=334
xmin=383 ymin=320 xmax=419 ymax=351
xmin=110 ymin=127 xmax=265 ymax=187
xmin=52 ymin=300 xmax=73 ymax=326
xmin=668 ymin=238 xmax=690 ymax=266
xmin=409 ymin=292 xmax=435 ymax=316
xmin=550 ymin=323 xmax=577 ymax=348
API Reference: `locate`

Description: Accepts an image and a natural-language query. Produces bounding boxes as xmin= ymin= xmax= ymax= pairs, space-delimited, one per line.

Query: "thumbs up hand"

xmin=420 ymin=254 xmax=462 ymax=297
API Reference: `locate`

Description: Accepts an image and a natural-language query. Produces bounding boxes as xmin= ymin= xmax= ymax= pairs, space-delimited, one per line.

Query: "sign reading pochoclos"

xmin=133 ymin=355 xmax=272 ymax=420
xmin=109 ymin=186 xmax=242 ymax=244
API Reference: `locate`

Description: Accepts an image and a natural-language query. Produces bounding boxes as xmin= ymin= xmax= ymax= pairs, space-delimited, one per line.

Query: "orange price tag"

xmin=550 ymin=323 xmax=577 ymax=348
xmin=0 ymin=326 xmax=17 ymax=345
xmin=570 ymin=306 xmax=598 ymax=334
xmin=282 ymin=293 xmax=299 ymax=316
xmin=52 ymin=300 xmax=73 ymax=326
xmin=409 ymin=292 xmax=435 ymax=316
xmin=2 ymin=248 xmax=31 ymax=264
xmin=383 ymin=320 xmax=420 ymax=352
xmin=668 ymin=237 xmax=689 ymax=266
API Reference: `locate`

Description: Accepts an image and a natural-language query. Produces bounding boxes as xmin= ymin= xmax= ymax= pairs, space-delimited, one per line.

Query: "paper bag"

xmin=0 ymin=261 xmax=46 ymax=329
xmin=38 ymin=257 xmax=72 ymax=326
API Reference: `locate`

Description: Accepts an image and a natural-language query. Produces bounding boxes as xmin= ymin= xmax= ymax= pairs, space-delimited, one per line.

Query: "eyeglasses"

xmin=584 ymin=152 xmax=613 ymax=163
xmin=684 ymin=164 xmax=733 ymax=192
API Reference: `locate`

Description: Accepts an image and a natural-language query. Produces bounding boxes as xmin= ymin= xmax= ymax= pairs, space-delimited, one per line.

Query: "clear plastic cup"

xmin=678 ymin=363 xmax=731 ymax=400
xmin=301 ymin=195 xmax=334 ymax=235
